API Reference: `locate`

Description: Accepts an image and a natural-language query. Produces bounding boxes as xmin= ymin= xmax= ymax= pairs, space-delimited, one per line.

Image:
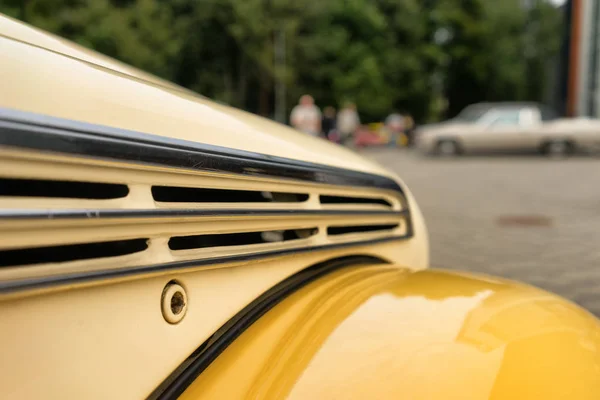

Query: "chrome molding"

xmin=0 ymin=236 xmax=405 ymax=294
xmin=0 ymin=208 xmax=408 ymax=220
xmin=0 ymin=108 xmax=406 ymax=194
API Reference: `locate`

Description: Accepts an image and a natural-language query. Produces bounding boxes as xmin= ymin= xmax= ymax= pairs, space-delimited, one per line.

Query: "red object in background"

xmin=354 ymin=126 xmax=385 ymax=147
xmin=327 ymin=130 xmax=341 ymax=143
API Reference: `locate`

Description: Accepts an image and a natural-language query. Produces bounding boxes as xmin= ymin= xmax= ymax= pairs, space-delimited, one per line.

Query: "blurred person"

xmin=385 ymin=112 xmax=405 ymax=132
xmin=404 ymin=113 xmax=416 ymax=146
xmin=337 ymin=102 xmax=360 ymax=146
xmin=290 ymin=95 xmax=321 ymax=136
xmin=385 ymin=112 xmax=405 ymax=147
xmin=322 ymin=106 xmax=337 ymax=141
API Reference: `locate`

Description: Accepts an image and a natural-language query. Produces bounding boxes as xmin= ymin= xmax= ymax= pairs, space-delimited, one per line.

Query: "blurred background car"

xmin=415 ymin=102 xmax=600 ymax=156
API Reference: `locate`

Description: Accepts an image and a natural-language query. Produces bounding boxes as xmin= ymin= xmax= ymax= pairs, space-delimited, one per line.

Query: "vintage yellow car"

xmin=1 ymin=14 xmax=600 ymax=400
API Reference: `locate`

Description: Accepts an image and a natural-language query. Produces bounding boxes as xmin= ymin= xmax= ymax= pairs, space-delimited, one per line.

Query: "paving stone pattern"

xmin=366 ymin=149 xmax=600 ymax=316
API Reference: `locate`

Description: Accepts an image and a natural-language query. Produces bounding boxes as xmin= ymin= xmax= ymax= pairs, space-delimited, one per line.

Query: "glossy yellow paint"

xmin=182 ymin=265 xmax=600 ymax=400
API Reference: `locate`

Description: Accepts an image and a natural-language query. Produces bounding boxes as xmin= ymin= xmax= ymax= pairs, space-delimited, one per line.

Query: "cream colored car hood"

xmin=0 ymin=14 xmax=392 ymax=179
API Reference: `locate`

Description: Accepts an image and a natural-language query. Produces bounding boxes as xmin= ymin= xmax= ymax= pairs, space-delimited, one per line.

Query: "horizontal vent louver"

xmin=152 ymin=186 xmax=308 ymax=203
xmin=327 ymin=224 xmax=399 ymax=236
xmin=0 ymin=239 xmax=148 ymax=267
xmin=0 ymin=178 xmax=128 ymax=199
xmin=0 ymin=150 xmax=410 ymax=280
xmin=169 ymin=228 xmax=317 ymax=251
xmin=319 ymin=195 xmax=392 ymax=208
xmin=0 ymin=114 xmax=414 ymax=293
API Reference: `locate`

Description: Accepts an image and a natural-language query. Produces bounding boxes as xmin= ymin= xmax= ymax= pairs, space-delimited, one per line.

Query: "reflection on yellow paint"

xmin=181 ymin=266 xmax=600 ymax=400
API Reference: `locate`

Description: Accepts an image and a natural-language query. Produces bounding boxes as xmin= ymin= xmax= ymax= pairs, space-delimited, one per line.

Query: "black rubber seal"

xmin=148 ymin=255 xmax=386 ymax=400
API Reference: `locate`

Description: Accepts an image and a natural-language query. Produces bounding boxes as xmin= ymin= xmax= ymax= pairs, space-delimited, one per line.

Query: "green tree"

xmin=2 ymin=0 xmax=183 ymax=79
xmin=1 ymin=0 xmax=564 ymax=123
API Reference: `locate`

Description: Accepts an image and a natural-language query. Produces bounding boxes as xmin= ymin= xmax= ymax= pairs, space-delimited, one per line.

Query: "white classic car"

xmin=415 ymin=102 xmax=600 ymax=156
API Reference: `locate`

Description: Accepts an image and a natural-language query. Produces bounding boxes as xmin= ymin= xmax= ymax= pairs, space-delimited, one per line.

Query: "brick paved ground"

xmin=366 ymin=149 xmax=600 ymax=315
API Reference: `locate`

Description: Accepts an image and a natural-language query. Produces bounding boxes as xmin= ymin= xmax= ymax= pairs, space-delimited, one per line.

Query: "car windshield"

xmin=453 ymin=105 xmax=489 ymax=123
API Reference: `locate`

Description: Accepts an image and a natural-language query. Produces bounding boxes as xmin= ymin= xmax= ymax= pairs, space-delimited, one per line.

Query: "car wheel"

xmin=541 ymin=140 xmax=573 ymax=158
xmin=434 ymin=139 xmax=460 ymax=156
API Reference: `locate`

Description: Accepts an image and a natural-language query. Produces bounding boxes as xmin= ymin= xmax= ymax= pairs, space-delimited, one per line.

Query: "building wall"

xmin=588 ymin=0 xmax=600 ymax=117
xmin=576 ymin=0 xmax=593 ymax=116
xmin=575 ymin=0 xmax=600 ymax=117
xmin=555 ymin=1 xmax=572 ymax=116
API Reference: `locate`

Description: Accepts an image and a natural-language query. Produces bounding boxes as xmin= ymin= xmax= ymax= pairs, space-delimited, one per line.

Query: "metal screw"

xmin=161 ymin=281 xmax=187 ymax=324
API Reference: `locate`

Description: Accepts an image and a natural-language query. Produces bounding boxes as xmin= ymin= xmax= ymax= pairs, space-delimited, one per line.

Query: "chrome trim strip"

xmin=0 ymin=208 xmax=408 ymax=220
xmin=0 ymin=235 xmax=408 ymax=295
xmin=0 ymin=108 xmax=406 ymax=195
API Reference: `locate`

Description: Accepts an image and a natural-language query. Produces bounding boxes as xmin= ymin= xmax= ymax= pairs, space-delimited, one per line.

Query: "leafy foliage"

xmin=1 ymin=0 xmax=564 ymax=122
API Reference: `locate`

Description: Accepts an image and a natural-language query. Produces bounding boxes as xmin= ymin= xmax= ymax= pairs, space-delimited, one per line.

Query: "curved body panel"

xmin=0 ymin=14 xmax=393 ymax=177
xmin=181 ymin=265 xmax=600 ymax=400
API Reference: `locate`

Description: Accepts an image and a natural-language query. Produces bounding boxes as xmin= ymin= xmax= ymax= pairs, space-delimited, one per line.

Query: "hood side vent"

xmin=0 ymin=178 xmax=128 ymax=199
xmin=152 ymin=186 xmax=308 ymax=203
xmin=327 ymin=224 xmax=399 ymax=236
xmin=0 ymin=238 xmax=148 ymax=267
xmin=169 ymin=228 xmax=317 ymax=251
xmin=0 ymin=114 xmax=414 ymax=294
xmin=319 ymin=195 xmax=392 ymax=208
